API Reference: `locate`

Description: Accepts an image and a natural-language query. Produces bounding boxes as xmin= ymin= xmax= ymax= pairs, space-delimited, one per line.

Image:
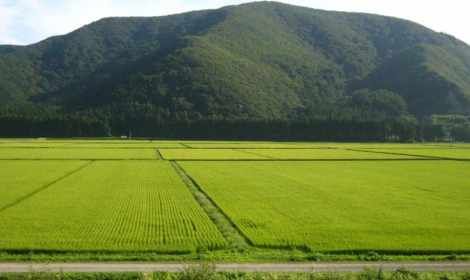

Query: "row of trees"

xmin=0 ymin=88 xmax=468 ymax=141
xmin=0 ymin=112 xmax=461 ymax=142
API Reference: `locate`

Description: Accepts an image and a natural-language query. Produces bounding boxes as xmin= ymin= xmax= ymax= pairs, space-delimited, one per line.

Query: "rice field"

xmin=180 ymin=160 xmax=470 ymax=252
xmin=0 ymin=138 xmax=469 ymax=257
xmin=0 ymin=140 xmax=184 ymax=148
xmin=159 ymin=148 xmax=267 ymax=160
xmin=239 ymin=148 xmax=423 ymax=160
xmin=0 ymin=161 xmax=225 ymax=251
xmin=184 ymin=142 xmax=321 ymax=149
xmin=358 ymin=148 xmax=470 ymax=160
xmin=0 ymin=161 xmax=87 ymax=209
xmin=319 ymin=143 xmax=457 ymax=149
xmin=59 ymin=142 xmax=184 ymax=149
xmin=0 ymin=148 xmax=157 ymax=159
xmin=160 ymin=148 xmax=425 ymax=160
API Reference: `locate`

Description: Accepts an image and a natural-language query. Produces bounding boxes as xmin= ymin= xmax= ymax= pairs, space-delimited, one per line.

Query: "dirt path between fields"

xmin=0 ymin=262 xmax=470 ymax=273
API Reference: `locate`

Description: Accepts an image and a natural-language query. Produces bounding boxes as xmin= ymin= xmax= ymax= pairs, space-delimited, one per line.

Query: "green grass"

xmin=240 ymin=149 xmax=423 ymax=160
xmin=180 ymin=160 xmax=470 ymax=252
xmin=0 ymin=161 xmax=226 ymax=251
xmin=0 ymin=272 xmax=142 ymax=280
xmin=159 ymin=149 xmax=267 ymax=160
xmin=153 ymin=269 xmax=470 ymax=280
xmin=2 ymin=270 xmax=470 ymax=280
xmin=0 ymin=161 xmax=87 ymax=209
xmin=0 ymin=148 xmax=157 ymax=159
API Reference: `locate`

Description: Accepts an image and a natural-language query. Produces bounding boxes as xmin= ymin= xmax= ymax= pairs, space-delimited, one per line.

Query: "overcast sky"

xmin=1 ymin=0 xmax=469 ymax=45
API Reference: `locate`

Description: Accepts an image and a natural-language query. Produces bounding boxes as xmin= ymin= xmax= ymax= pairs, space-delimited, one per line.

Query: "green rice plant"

xmin=362 ymin=148 xmax=470 ymax=160
xmin=0 ymin=148 xmax=157 ymax=159
xmin=0 ymin=160 xmax=87 ymax=209
xmin=60 ymin=142 xmax=184 ymax=149
xmin=0 ymin=139 xmax=185 ymax=149
xmin=159 ymin=149 xmax=267 ymax=160
xmin=0 ymin=161 xmax=226 ymax=251
xmin=185 ymin=142 xmax=321 ymax=149
xmin=239 ymin=149 xmax=423 ymax=160
xmin=160 ymin=148 xmax=423 ymax=160
xmin=322 ymin=143 xmax=455 ymax=149
xmin=181 ymin=160 xmax=470 ymax=252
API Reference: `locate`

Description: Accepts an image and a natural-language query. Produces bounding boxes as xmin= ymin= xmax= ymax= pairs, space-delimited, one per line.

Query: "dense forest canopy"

xmin=1 ymin=2 xmax=470 ymax=140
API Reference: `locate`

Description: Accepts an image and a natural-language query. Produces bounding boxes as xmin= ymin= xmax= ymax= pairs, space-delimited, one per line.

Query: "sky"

xmin=0 ymin=0 xmax=469 ymax=46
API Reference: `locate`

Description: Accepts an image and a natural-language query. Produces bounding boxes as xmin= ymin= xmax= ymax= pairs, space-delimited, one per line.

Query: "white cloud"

xmin=0 ymin=0 xmax=197 ymax=45
xmin=0 ymin=1 xmax=20 ymax=44
xmin=0 ymin=0 xmax=469 ymax=45
xmin=281 ymin=0 xmax=470 ymax=44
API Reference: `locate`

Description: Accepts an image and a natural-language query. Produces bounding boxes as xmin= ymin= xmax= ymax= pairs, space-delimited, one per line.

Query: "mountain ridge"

xmin=1 ymin=1 xmax=470 ymax=125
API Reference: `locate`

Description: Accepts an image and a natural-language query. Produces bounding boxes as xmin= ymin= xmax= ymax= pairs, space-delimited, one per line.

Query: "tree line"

xmin=0 ymin=88 xmax=468 ymax=142
xmin=0 ymin=112 xmax=464 ymax=142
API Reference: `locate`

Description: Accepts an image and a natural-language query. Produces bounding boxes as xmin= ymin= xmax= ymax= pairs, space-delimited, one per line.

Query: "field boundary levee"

xmin=155 ymin=149 xmax=164 ymax=160
xmin=170 ymin=161 xmax=250 ymax=249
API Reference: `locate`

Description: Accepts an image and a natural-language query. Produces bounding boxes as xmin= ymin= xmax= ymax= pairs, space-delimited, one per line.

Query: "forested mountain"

xmin=1 ymin=1 xmax=470 ymax=138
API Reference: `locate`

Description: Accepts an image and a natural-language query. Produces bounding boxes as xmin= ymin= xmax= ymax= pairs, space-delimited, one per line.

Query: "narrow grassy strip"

xmin=2 ymin=270 xmax=470 ymax=280
xmin=170 ymin=161 xmax=249 ymax=250
xmin=155 ymin=149 xmax=164 ymax=160
xmin=155 ymin=270 xmax=470 ymax=280
xmin=0 ymin=272 xmax=143 ymax=280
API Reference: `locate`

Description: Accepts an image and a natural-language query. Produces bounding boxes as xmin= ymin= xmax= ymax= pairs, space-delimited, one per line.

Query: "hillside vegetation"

xmin=1 ymin=2 xmax=470 ymax=137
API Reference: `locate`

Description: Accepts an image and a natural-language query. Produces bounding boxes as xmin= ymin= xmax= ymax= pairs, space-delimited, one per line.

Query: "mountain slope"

xmin=1 ymin=1 xmax=470 ymax=121
xmin=357 ymin=44 xmax=470 ymax=116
